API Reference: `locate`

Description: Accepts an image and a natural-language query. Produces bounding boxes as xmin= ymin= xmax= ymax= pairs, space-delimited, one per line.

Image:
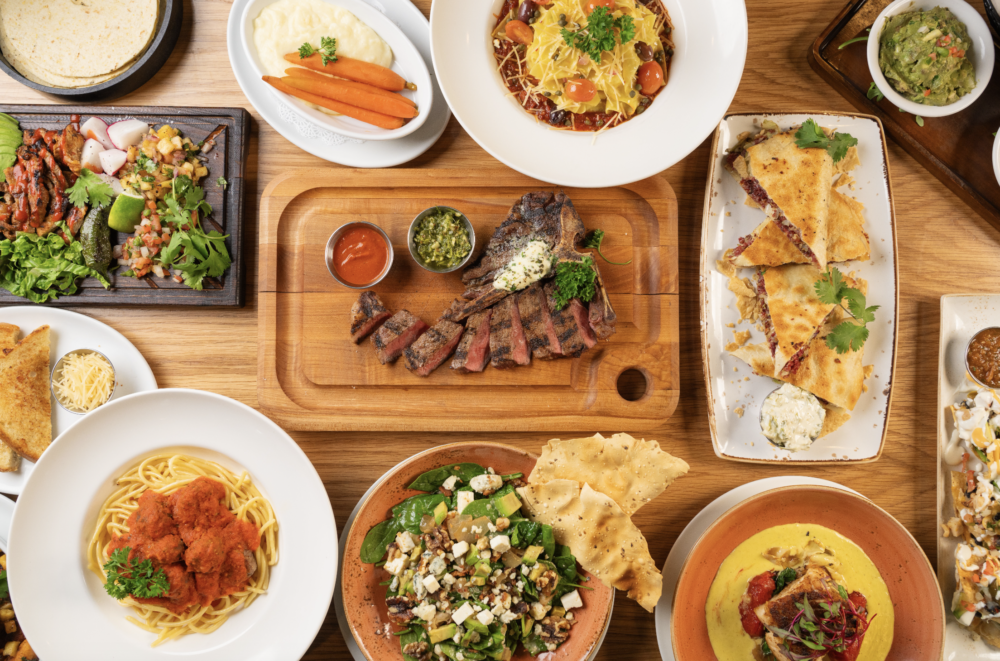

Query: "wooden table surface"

xmin=2 ymin=0 xmax=996 ymax=658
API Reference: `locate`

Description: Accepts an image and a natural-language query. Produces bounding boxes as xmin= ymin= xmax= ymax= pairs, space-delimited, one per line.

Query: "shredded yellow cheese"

xmin=53 ymin=351 xmax=115 ymax=413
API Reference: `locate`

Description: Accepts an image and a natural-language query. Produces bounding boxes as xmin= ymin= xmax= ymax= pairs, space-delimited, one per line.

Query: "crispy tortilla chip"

xmin=517 ymin=480 xmax=662 ymax=612
xmin=834 ymin=146 xmax=861 ymax=175
xmin=725 ymin=330 xmax=752 ymax=353
xmin=818 ymin=404 xmax=851 ymax=438
xmin=0 ymin=326 xmax=51 ymax=462
xmin=528 ymin=433 xmax=689 ymax=516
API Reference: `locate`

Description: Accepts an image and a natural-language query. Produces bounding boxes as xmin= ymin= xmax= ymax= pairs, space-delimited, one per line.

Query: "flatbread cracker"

xmin=0 ymin=325 xmax=51 ymax=462
xmin=528 ymin=433 xmax=689 ymax=516
xmin=517 ymin=480 xmax=662 ymax=612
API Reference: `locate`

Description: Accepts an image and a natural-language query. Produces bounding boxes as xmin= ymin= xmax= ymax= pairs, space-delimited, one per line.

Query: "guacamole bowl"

xmin=867 ymin=0 xmax=994 ymax=117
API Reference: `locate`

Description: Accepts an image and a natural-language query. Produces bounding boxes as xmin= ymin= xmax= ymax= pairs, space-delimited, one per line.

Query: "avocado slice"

xmin=529 ymin=565 xmax=545 ymax=582
xmin=494 ymin=492 xmax=522 ymax=517
xmin=522 ymin=545 xmax=544 ymax=566
xmin=471 ymin=576 xmax=487 ymax=586
xmin=429 ymin=623 xmax=457 ymax=644
xmin=433 ymin=501 xmax=448 ymax=525
xmin=465 ymin=618 xmax=489 ymax=635
xmin=466 ymin=545 xmax=480 ymax=565
xmin=474 ymin=561 xmax=492 ymax=577
xmin=0 ymin=113 xmax=18 ymax=126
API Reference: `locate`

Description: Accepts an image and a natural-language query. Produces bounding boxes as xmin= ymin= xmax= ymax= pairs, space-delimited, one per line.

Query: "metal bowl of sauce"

xmin=966 ymin=326 xmax=1000 ymax=388
xmin=325 ymin=222 xmax=394 ymax=289
xmin=408 ymin=206 xmax=476 ymax=274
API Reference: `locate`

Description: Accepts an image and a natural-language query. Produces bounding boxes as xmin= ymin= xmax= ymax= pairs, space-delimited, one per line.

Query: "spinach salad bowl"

xmin=341 ymin=442 xmax=615 ymax=661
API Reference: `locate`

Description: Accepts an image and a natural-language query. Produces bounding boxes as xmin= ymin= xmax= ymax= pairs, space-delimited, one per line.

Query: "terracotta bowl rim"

xmin=342 ymin=440 xmax=616 ymax=661
xmin=669 ymin=484 xmax=945 ymax=661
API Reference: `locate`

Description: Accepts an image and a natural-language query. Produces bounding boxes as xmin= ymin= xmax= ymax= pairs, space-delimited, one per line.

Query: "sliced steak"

xmin=543 ymin=282 xmax=586 ymax=358
xmin=568 ymin=299 xmax=597 ymax=349
xmin=405 ymin=320 xmax=464 ymax=377
xmin=440 ymin=287 xmax=510 ymax=323
xmin=451 ymin=310 xmax=492 ymax=372
xmin=350 ymin=291 xmax=392 ymax=343
xmin=371 ymin=310 xmax=429 ymax=365
xmin=490 ymin=296 xmax=530 ymax=369
xmin=518 ymin=284 xmax=556 ymax=360
xmin=588 ymin=272 xmax=617 ymax=340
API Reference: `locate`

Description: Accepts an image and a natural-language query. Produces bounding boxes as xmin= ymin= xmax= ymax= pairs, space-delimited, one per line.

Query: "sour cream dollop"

xmin=760 ymin=384 xmax=826 ymax=452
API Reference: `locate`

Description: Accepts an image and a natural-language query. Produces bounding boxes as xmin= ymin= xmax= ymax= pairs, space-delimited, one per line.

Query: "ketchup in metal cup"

xmin=332 ymin=224 xmax=389 ymax=286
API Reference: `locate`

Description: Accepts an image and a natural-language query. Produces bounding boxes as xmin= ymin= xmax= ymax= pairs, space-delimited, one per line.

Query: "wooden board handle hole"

xmin=616 ymin=368 xmax=650 ymax=402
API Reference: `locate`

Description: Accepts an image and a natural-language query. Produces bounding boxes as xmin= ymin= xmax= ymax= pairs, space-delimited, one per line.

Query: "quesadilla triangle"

xmin=724 ymin=126 xmax=834 ymax=270
xmin=756 ymin=264 xmax=839 ymax=375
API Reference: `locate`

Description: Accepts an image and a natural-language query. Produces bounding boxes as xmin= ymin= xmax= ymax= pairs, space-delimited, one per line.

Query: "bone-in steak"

xmin=404 ymin=320 xmax=464 ymax=377
xmin=543 ymin=282 xmax=586 ymax=358
xmin=490 ymin=296 xmax=530 ymax=369
xmin=517 ymin=284 xmax=556 ymax=360
xmin=588 ymin=272 xmax=617 ymax=341
xmin=451 ymin=310 xmax=492 ymax=373
xmin=350 ymin=291 xmax=392 ymax=344
xmin=371 ymin=310 xmax=429 ymax=365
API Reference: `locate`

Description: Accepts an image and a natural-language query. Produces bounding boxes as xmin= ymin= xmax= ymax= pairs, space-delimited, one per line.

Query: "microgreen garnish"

xmin=814 ymin=266 xmax=879 ymax=354
xmin=794 ymin=119 xmax=858 ymax=164
xmin=838 ymin=27 xmax=871 ymax=49
xmin=867 ymin=82 xmax=885 ymax=102
xmin=584 ymin=229 xmax=632 ymax=265
xmin=773 ymin=568 xmax=798 ymax=596
xmin=560 ymin=7 xmax=635 ymax=64
xmin=102 ymin=547 xmax=171 ymax=600
xmin=217 ymin=176 xmax=228 ymax=190
xmin=298 ymin=36 xmax=338 ymax=66
xmin=65 ymin=168 xmax=113 ymax=208
xmin=552 ymin=256 xmax=597 ymax=310
xmin=766 ymin=588 xmax=874 ymax=660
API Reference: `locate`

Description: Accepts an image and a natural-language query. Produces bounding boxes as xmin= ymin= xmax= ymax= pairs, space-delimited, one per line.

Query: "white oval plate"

xmin=240 ymin=0 xmax=433 ymax=141
xmin=228 ymin=0 xmax=450 ymax=166
xmin=7 ymin=389 xmax=337 ymax=660
xmin=0 ymin=307 xmax=157 ymax=495
xmin=993 ymin=125 xmax=999 ymax=188
xmin=653 ymin=476 xmax=860 ymax=661
xmin=429 ymin=0 xmax=747 ymax=188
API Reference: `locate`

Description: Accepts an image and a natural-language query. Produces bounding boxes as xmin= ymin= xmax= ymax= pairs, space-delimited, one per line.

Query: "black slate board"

xmin=0 ymin=106 xmax=250 ymax=308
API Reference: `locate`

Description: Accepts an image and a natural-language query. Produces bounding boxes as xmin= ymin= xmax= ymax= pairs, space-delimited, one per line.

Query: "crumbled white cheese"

xmin=490 ymin=535 xmax=511 ymax=554
xmin=452 ymin=602 xmax=475 ymax=625
xmin=396 ymin=532 xmax=416 ymax=553
xmin=452 ymin=541 xmax=469 ymax=558
xmin=442 ymin=573 xmax=456 ymax=586
xmin=385 ymin=557 xmax=407 ymax=575
xmin=457 ymin=491 xmax=476 ymax=513
xmin=470 ymin=474 xmax=504 ymax=494
xmin=499 ymin=611 xmax=519 ymax=624
xmin=477 ymin=610 xmax=495 ymax=626
xmin=422 ymin=575 xmax=441 ymax=593
xmin=442 ymin=475 xmax=460 ymax=491
xmin=561 ymin=589 xmax=583 ymax=610
xmin=414 ymin=602 xmax=437 ymax=621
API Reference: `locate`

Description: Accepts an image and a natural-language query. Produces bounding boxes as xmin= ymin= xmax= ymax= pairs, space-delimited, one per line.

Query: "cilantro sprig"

xmin=794 ymin=119 xmax=858 ymax=164
xmin=583 ymin=229 xmax=631 ymax=265
xmin=814 ymin=267 xmax=879 ymax=354
xmin=299 ymin=36 xmax=338 ymax=66
xmin=65 ymin=168 xmax=114 ymax=208
xmin=158 ymin=175 xmax=232 ymax=290
xmin=102 ymin=547 xmax=170 ymax=600
xmin=560 ymin=7 xmax=635 ymax=63
xmin=552 ymin=256 xmax=597 ymax=310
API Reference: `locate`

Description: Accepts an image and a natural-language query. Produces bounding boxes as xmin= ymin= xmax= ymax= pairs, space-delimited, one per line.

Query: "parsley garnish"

xmin=583 ymin=229 xmax=631 ymax=265
xmin=866 ymin=82 xmax=884 ymax=102
xmin=552 ymin=256 xmax=597 ymax=310
xmin=217 ymin=176 xmax=228 ymax=190
xmin=814 ymin=267 xmax=879 ymax=354
xmin=560 ymin=7 xmax=635 ymax=63
xmin=102 ymin=547 xmax=170 ymax=600
xmin=794 ymin=119 xmax=858 ymax=164
xmin=773 ymin=568 xmax=797 ymax=596
xmin=65 ymin=168 xmax=114 ymax=208
xmin=157 ymin=176 xmax=232 ymax=290
xmin=299 ymin=36 xmax=338 ymax=66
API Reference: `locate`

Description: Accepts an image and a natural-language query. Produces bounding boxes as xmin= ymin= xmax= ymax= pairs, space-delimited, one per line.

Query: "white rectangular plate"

xmin=937 ymin=294 xmax=1000 ymax=657
xmin=700 ymin=112 xmax=899 ymax=464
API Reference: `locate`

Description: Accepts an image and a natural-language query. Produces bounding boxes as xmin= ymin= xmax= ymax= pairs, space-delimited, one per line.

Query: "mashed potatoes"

xmin=253 ymin=0 xmax=392 ymax=115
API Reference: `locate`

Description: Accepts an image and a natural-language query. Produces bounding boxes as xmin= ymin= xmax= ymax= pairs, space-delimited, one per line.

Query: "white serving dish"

xmin=429 ymin=0 xmax=747 ymax=188
xmin=867 ymin=0 xmax=994 ymax=118
xmin=700 ymin=112 xmax=899 ymax=464
xmin=241 ymin=0 xmax=433 ymax=141
xmin=993 ymin=125 xmax=999 ymax=188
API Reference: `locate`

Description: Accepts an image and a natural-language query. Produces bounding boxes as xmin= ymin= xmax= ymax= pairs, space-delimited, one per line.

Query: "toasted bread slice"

xmin=0 ymin=325 xmax=22 ymax=472
xmin=0 ymin=326 xmax=51 ymax=462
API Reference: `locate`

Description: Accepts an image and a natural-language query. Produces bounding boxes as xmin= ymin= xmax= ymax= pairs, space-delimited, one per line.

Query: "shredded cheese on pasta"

xmin=526 ymin=0 xmax=660 ymax=114
xmin=53 ymin=351 xmax=114 ymax=413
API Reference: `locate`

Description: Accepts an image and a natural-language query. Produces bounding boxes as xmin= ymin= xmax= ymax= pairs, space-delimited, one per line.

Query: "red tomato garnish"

xmin=637 ymin=61 xmax=664 ymax=95
xmin=505 ymin=19 xmax=534 ymax=45
xmin=581 ymin=0 xmax=615 ymax=14
xmin=738 ymin=572 xmax=776 ymax=638
xmin=828 ymin=638 xmax=863 ymax=661
xmin=565 ymin=78 xmax=597 ymax=103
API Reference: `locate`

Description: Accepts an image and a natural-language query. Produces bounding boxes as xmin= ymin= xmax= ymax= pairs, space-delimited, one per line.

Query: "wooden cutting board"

xmin=258 ymin=169 xmax=678 ymax=431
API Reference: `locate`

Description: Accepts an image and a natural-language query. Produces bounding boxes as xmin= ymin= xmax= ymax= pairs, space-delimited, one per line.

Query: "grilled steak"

xmin=404 ymin=320 xmax=464 ymax=377
xmin=59 ymin=124 xmax=85 ymax=175
xmin=543 ymin=282 xmax=586 ymax=358
xmin=440 ymin=287 xmax=511 ymax=323
xmin=588 ymin=272 xmax=617 ymax=340
xmin=350 ymin=291 xmax=392 ymax=343
xmin=517 ymin=284 xmax=556 ymax=360
xmin=371 ymin=310 xmax=429 ymax=365
xmin=451 ymin=310 xmax=492 ymax=373
xmin=568 ymin=299 xmax=597 ymax=349
xmin=490 ymin=296 xmax=530 ymax=369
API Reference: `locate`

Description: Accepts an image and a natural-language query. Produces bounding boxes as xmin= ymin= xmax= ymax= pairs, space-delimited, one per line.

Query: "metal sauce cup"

xmin=966 ymin=326 xmax=1000 ymax=389
xmin=408 ymin=206 xmax=477 ymax=274
xmin=325 ymin=222 xmax=394 ymax=289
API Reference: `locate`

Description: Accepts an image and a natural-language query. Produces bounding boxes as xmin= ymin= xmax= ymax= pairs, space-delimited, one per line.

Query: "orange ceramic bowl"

xmin=671 ymin=485 xmax=944 ymax=661
xmin=342 ymin=442 xmax=615 ymax=661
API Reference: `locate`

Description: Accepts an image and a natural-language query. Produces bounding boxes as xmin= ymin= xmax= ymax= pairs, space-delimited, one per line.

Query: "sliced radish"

xmin=96 ymin=173 xmax=124 ymax=197
xmin=81 ymin=139 xmax=105 ymax=174
xmin=98 ymin=149 xmax=128 ymax=176
xmin=107 ymin=119 xmax=150 ymax=150
xmin=81 ymin=117 xmax=114 ymax=150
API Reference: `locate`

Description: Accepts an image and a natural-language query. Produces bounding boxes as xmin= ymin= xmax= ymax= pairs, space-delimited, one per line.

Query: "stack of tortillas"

xmin=517 ymin=433 xmax=689 ymax=612
xmin=0 ymin=0 xmax=159 ymax=88
xmin=0 ymin=323 xmax=51 ymax=471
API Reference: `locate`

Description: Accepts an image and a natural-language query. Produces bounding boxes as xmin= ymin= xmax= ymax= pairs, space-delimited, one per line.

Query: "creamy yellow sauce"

xmin=252 ymin=0 xmax=392 ymax=115
xmin=705 ymin=524 xmax=894 ymax=661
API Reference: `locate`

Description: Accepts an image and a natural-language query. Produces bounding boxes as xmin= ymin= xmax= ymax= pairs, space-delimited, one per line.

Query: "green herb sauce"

xmin=413 ymin=209 xmax=472 ymax=270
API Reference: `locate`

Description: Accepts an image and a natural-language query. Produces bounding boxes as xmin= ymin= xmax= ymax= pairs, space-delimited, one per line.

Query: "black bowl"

xmin=987 ymin=0 xmax=1000 ymax=40
xmin=0 ymin=0 xmax=182 ymax=102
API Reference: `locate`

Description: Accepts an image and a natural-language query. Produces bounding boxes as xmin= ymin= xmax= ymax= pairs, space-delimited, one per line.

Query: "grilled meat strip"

xmin=350 ymin=291 xmax=392 ymax=343
xmin=59 ymin=124 xmax=85 ymax=176
xmin=451 ymin=310 xmax=492 ymax=373
xmin=404 ymin=320 xmax=464 ymax=377
xmin=588 ymin=271 xmax=617 ymax=341
xmin=18 ymin=147 xmax=49 ymax=230
xmin=568 ymin=299 xmax=597 ymax=349
xmin=517 ymin=283 xmax=556 ymax=360
xmin=543 ymin=282 xmax=587 ymax=358
xmin=371 ymin=310 xmax=429 ymax=365
xmin=490 ymin=296 xmax=530 ymax=369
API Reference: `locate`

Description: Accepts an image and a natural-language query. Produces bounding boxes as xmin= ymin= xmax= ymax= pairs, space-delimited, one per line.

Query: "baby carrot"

xmin=280 ymin=75 xmax=418 ymax=119
xmin=285 ymin=67 xmax=416 ymax=108
xmin=284 ymin=53 xmax=412 ymax=92
xmin=262 ymin=76 xmax=404 ymax=130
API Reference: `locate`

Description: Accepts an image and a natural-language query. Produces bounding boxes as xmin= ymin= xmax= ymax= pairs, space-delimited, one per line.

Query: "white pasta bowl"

xmin=994 ymin=125 xmax=1000 ymax=188
xmin=241 ymin=0 xmax=434 ymax=141
xmin=867 ymin=0 xmax=994 ymax=118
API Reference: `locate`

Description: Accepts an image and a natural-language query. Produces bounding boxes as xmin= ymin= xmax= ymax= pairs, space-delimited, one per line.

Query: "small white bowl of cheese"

xmin=242 ymin=0 xmax=433 ymax=141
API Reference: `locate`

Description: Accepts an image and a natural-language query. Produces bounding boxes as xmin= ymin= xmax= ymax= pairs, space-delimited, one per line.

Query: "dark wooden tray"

xmin=0 ymin=106 xmax=249 ymax=307
xmin=809 ymin=1 xmax=1000 ymax=230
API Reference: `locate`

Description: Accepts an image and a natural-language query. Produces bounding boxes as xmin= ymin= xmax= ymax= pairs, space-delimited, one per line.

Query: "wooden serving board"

xmin=0 ymin=105 xmax=250 ymax=307
xmin=809 ymin=1 xmax=1000 ymax=231
xmin=258 ymin=169 xmax=678 ymax=432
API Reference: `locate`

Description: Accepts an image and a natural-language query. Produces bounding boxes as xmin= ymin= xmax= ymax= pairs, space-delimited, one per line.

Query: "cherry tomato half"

xmin=581 ymin=0 xmax=615 ymax=15
xmin=637 ymin=61 xmax=664 ymax=95
xmin=565 ymin=78 xmax=597 ymax=103
xmin=505 ymin=19 xmax=534 ymax=45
